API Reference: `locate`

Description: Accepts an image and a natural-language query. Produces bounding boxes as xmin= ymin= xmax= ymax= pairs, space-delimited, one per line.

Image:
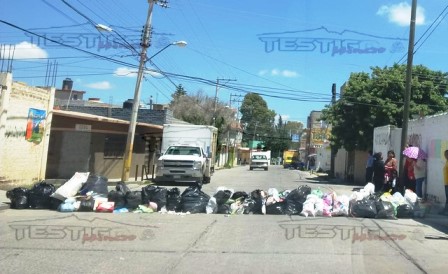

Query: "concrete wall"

xmin=333 ymin=148 xmax=368 ymax=186
xmin=0 ymin=73 xmax=54 ymax=186
xmin=373 ymin=112 xmax=448 ymax=205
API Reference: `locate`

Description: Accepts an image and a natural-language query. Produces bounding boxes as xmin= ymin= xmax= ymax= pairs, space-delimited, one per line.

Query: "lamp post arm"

xmin=147 ymin=43 xmax=172 ymax=61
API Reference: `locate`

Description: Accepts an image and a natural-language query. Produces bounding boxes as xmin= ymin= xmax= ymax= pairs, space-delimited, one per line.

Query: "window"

xmin=104 ymin=135 xmax=126 ymax=158
xmin=166 ymin=146 xmax=201 ymax=156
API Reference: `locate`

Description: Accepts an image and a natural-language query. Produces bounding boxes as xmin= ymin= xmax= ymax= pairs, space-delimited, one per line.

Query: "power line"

xmin=397 ymin=4 xmax=448 ymax=64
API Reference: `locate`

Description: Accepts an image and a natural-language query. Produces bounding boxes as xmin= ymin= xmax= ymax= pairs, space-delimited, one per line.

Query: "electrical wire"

xmin=397 ymin=4 xmax=448 ymax=64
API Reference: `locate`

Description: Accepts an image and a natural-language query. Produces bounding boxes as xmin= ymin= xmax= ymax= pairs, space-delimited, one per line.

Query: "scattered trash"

xmin=5 ymin=174 xmax=433 ymax=220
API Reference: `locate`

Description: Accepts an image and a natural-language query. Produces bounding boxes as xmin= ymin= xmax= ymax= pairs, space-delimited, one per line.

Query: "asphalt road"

xmin=1 ymin=165 xmax=447 ymax=274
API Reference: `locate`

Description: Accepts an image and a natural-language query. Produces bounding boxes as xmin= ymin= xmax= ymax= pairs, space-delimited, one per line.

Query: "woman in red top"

xmin=404 ymin=156 xmax=416 ymax=193
xmin=384 ymin=150 xmax=398 ymax=192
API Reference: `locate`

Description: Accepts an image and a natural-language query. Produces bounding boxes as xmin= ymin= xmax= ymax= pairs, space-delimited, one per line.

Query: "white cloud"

xmin=281 ymin=70 xmax=298 ymax=78
xmin=2 ymin=41 xmax=48 ymax=59
xmin=275 ymin=114 xmax=291 ymax=124
xmin=377 ymin=2 xmax=425 ymax=26
xmin=258 ymin=68 xmax=299 ymax=78
xmin=85 ymin=81 xmax=112 ymax=90
xmin=114 ymin=67 xmax=137 ymax=77
xmin=258 ymin=69 xmax=268 ymax=76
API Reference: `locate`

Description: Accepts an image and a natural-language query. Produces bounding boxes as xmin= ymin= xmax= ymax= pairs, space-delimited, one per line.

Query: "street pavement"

xmin=1 ymin=166 xmax=448 ymax=273
xmin=1 ymin=166 xmax=448 ymax=234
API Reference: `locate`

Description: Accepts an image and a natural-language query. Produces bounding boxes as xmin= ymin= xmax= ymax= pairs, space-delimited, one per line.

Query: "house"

xmin=0 ymin=73 xmax=165 ymax=185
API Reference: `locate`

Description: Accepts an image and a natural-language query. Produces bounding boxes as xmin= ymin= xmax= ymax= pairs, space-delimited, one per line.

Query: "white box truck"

xmin=154 ymin=124 xmax=218 ymax=185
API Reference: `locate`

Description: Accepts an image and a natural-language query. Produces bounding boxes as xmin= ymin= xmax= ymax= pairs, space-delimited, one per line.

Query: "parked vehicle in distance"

xmin=283 ymin=149 xmax=299 ymax=168
xmin=250 ymin=154 xmax=269 ymax=171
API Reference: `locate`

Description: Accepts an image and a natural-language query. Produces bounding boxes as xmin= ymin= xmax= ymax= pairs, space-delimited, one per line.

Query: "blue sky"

xmin=1 ymin=0 xmax=447 ymax=123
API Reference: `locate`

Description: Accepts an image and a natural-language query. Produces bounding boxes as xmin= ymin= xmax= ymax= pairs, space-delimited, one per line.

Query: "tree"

xmin=169 ymin=88 xmax=234 ymax=153
xmin=172 ymin=84 xmax=187 ymax=101
xmin=321 ymin=64 xmax=448 ymax=151
xmin=240 ymin=93 xmax=276 ymax=148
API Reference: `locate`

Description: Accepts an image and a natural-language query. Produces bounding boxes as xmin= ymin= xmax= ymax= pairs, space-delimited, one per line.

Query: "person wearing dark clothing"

xmin=372 ymin=152 xmax=385 ymax=193
xmin=365 ymin=150 xmax=374 ymax=183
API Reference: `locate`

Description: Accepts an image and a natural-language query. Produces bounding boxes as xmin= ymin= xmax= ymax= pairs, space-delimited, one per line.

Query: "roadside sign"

xmin=291 ymin=134 xmax=300 ymax=143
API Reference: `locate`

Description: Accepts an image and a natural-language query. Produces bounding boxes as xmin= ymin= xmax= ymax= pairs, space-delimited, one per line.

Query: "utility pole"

xmin=213 ymin=78 xmax=236 ymax=126
xmin=330 ymin=83 xmax=336 ymax=178
xmin=398 ymin=0 xmax=417 ymax=193
xmin=229 ymin=93 xmax=243 ymax=166
xmin=121 ymin=0 xmax=161 ymax=181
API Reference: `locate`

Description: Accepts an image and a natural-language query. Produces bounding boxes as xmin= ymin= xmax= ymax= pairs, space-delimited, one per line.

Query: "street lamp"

xmin=96 ymin=2 xmax=187 ymax=181
xmin=95 ymin=24 xmax=139 ymax=55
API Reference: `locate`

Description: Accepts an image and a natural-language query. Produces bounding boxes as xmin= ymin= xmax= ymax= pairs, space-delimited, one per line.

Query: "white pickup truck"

xmin=155 ymin=144 xmax=212 ymax=185
xmin=154 ymin=124 xmax=217 ymax=186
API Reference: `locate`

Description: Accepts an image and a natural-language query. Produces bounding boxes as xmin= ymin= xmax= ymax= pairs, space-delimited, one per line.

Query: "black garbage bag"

xmin=181 ymin=186 xmax=210 ymax=214
xmin=79 ymin=175 xmax=108 ymax=196
xmin=396 ymin=204 xmax=414 ymax=218
xmin=49 ymin=197 xmax=64 ymax=210
xmin=375 ymin=200 xmax=396 ymax=219
xmin=116 ymin=181 xmax=131 ymax=193
xmin=284 ymin=185 xmax=311 ymax=215
xmin=125 ymin=191 xmax=143 ymax=210
xmin=231 ymin=191 xmax=248 ymax=201
xmin=166 ymin=188 xmax=181 ymax=212
xmin=350 ymin=198 xmax=377 ymax=218
xmin=243 ymin=198 xmax=257 ymax=214
xmin=248 ymin=189 xmax=265 ymax=214
xmin=266 ymin=202 xmax=285 ymax=215
xmin=142 ymin=185 xmax=167 ymax=211
xmin=217 ymin=203 xmax=231 ymax=214
xmin=28 ymin=182 xmax=55 ymax=209
xmin=78 ymin=197 xmax=95 ymax=212
xmin=214 ymin=190 xmax=232 ymax=205
xmin=107 ymin=190 xmax=127 ymax=209
xmin=6 ymin=187 xmax=29 ymax=209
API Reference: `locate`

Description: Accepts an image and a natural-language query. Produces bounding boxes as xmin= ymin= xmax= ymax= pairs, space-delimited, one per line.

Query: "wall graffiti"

xmin=4 ymin=126 xmax=26 ymax=138
xmin=374 ymin=132 xmax=389 ymax=145
xmin=429 ymin=139 xmax=448 ymax=159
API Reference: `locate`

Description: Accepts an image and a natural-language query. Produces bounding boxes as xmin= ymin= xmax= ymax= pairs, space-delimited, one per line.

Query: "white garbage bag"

xmin=52 ymin=172 xmax=90 ymax=200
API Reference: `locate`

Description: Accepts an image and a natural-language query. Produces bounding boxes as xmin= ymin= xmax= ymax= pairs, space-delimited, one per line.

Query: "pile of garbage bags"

xmin=5 ymin=174 xmax=426 ymax=218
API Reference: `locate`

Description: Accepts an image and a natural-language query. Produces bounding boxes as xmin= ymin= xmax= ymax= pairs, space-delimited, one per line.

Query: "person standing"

xmin=372 ymin=152 xmax=385 ymax=193
xmin=404 ymin=156 xmax=416 ymax=193
xmin=365 ymin=150 xmax=374 ymax=183
xmin=440 ymin=149 xmax=448 ymax=215
xmin=384 ymin=150 xmax=398 ymax=192
xmin=414 ymin=158 xmax=427 ymax=199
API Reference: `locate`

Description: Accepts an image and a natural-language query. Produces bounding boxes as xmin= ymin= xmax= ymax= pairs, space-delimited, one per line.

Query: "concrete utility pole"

xmin=213 ymin=78 xmax=236 ymax=126
xmin=121 ymin=0 xmax=156 ymax=181
xmin=330 ymin=83 xmax=336 ymax=178
xmin=398 ymin=0 xmax=417 ymax=192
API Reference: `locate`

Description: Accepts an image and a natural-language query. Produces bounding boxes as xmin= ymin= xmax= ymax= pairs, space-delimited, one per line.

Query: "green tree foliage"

xmin=321 ymin=64 xmax=448 ymax=151
xmin=171 ymin=84 xmax=187 ymax=101
xmin=266 ymin=119 xmax=304 ymax=158
xmin=240 ymin=93 xmax=276 ymax=149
